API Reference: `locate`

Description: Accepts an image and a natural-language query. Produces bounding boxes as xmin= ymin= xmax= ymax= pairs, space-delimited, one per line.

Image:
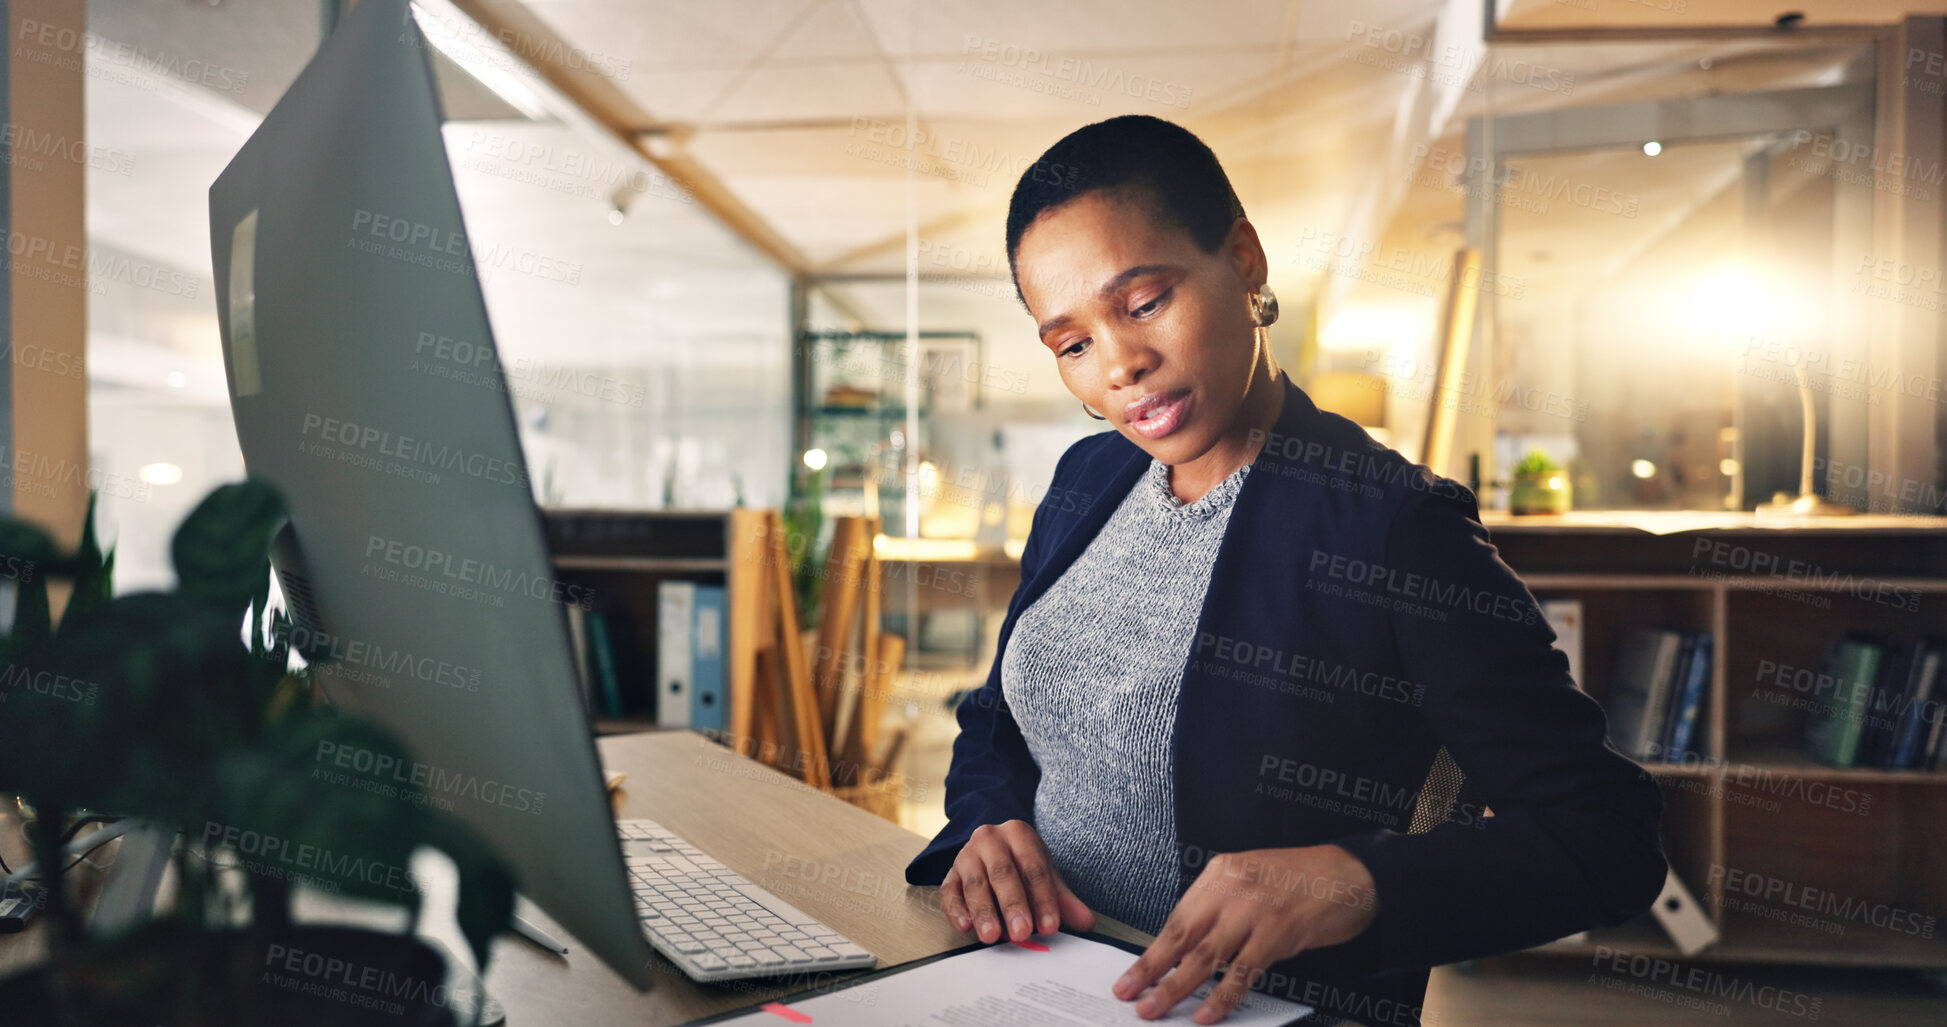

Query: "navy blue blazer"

xmin=905 ymin=376 xmax=1665 ymax=1024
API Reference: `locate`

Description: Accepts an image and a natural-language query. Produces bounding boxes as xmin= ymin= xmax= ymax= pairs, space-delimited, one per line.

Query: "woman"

xmin=903 ymin=115 xmax=1665 ymax=1026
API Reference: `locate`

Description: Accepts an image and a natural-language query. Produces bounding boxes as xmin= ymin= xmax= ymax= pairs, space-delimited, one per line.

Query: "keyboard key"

xmin=616 ymin=820 xmax=872 ymax=980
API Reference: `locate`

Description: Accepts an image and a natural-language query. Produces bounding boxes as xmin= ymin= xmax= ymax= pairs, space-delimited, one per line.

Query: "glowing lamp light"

xmin=139 ymin=462 xmax=184 ymax=486
xmin=1630 ymin=459 xmax=1656 ymax=480
xmin=1691 ymin=269 xmax=1774 ymax=338
xmin=802 ymin=448 xmax=827 ymax=471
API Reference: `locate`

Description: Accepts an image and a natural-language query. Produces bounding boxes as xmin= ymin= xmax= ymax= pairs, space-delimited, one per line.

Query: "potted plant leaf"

xmin=0 ymin=480 xmax=514 ymax=1026
xmin=1509 ymin=448 xmax=1573 ymax=515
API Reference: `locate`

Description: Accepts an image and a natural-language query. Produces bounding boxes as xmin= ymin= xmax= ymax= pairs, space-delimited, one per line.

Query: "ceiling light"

xmin=1642 ymin=141 xmax=1663 ymax=156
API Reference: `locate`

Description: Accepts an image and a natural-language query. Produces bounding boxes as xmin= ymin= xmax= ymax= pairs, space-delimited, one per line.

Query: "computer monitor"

xmin=207 ymin=0 xmax=658 ymax=989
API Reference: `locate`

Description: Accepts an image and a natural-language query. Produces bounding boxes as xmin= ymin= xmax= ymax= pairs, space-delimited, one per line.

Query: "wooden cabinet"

xmin=1486 ymin=514 xmax=1947 ymax=967
xmin=544 ymin=509 xmax=765 ymax=738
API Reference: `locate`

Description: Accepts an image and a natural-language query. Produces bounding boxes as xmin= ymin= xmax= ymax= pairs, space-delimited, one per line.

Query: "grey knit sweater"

xmin=1000 ymin=454 xmax=1251 ymax=934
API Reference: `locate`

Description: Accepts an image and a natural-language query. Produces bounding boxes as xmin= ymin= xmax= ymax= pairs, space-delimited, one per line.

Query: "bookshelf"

xmin=544 ymin=509 xmax=765 ymax=738
xmin=1483 ymin=513 xmax=1947 ymax=968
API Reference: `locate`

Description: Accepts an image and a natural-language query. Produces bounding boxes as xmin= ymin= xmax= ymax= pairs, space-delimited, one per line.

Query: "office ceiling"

xmin=83 ymin=0 xmax=1881 ymax=405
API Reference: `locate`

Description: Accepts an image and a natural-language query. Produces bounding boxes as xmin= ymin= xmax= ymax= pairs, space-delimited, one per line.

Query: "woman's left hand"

xmin=1112 ymin=844 xmax=1379 ymax=1024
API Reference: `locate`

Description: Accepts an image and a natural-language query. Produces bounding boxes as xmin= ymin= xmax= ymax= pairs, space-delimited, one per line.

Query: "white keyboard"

xmin=617 ymin=818 xmax=877 ymax=981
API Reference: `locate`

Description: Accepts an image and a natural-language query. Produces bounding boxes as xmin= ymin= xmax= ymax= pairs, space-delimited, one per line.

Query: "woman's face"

xmin=1014 ymin=188 xmax=1268 ymax=467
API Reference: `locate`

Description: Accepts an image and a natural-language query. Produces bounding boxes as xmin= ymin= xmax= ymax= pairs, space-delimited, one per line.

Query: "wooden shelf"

xmin=1526 ymin=913 xmax=1947 ymax=967
xmin=592 ymin=715 xmax=664 ymax=737
xmin=1721 ymin=743 xmax=1946 ymax=783
xmin=1504 ymin=523 xmax=1947 ymax=970
xmin=555 ymin=555 xmax=729 ymax=573
xmin=543 ymin=509 xmax=765 ymax=743
xmin=1524 ymin=573 xmax=1947 ymax=593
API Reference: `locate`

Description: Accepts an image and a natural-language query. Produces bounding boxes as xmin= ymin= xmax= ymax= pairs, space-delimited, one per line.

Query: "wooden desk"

xmin=480 ymin=730 xmax=1148 ymax=1024
xmin=0 ymin=732 xmax=1145 ymax=1024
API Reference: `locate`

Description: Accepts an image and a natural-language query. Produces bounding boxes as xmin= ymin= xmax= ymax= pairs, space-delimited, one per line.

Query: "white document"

xmin=699 ymin=931 xmax=1313 ymax=1026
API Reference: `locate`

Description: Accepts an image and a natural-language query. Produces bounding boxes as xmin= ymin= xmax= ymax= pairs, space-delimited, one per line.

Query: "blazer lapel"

xmin=1012 ymin=440 xmax=1149 ymax=621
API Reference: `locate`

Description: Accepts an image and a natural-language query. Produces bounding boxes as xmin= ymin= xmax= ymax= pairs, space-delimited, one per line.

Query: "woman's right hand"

xmin=940 ymin=819 xmax=1096 ymax=944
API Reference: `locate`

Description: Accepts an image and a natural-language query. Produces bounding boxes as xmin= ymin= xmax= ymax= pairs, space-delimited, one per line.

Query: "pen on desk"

xmin=510 ymin=913 xmax=569 ymax=955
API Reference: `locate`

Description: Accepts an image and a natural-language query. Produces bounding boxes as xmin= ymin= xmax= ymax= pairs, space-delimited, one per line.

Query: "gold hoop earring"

xmin=1082 ymin=402 xmax=1107 ymax=421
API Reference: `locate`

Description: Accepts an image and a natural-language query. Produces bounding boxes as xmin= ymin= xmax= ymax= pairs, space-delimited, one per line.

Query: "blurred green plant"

xmin=782 ymin=463 xmax=829 ymax=627
xmin=1512 ymin=449 xmax=1563 ymax=478
xmin=0 ymin=482 xmax=513 ymax=1025
xmin=1510 ymin=449 xmax=1572 ymax=515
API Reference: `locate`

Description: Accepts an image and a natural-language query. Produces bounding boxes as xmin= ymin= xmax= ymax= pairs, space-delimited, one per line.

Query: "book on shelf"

xmin=565 ymin=604 xmax=592 ymax=715
xmin=1655 ymin=633 xmax=1698 ymax=758
xmin=585 ymin=609 xmax=626 ymax=718
xmin=1805 ymin=637 xmax=1881 ymax=768
xmin=1606 ymin=627 xmax=1685 ymax=762
xmin=1662 ymin=633 xmax=1711 ymax=762
xmin=691 ymin=584 xmax=727 ymax=733
xmin=656 ymin=580 xmax=695 ymax=729
xmin=1925 ymin=664 xmax=1947 ymax=770
xmin=1891 ymin=646 xmax=1941 ymax=770
xmin=1859 ymin=639 xmax=1921 ymax=768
